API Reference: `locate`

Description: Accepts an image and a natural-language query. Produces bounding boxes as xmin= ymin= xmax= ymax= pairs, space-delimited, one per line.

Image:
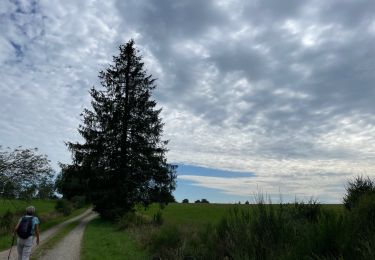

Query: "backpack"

xmin=17 ymin=216 xmax=33 ymax=239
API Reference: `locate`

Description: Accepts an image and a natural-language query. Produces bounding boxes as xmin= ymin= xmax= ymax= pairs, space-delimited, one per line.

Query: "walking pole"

xmin=7 ymin=234 xmax=15 ymax=260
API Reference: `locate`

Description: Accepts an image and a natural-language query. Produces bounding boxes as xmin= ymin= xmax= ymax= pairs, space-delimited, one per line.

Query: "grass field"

xmin=140 ymin=203 xmax=344 ymax=225
xmin=83 ymin=202 xmax=346 ymax=259
xmin=138 ymin=203 xmax=238 ymax=226
xmin=0 ymin=199 xmax=56 ymax=215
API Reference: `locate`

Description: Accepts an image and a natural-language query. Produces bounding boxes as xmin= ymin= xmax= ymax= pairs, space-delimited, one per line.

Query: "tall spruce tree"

xmin=66 ymin=40 xmax=176 ymax=219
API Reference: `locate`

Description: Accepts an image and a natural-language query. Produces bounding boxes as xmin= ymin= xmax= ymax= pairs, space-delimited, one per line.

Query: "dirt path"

xmin=0 ymin=208 xmax=93 ymax=260
xmin=38 ymin=212 xmax=97 ymax=260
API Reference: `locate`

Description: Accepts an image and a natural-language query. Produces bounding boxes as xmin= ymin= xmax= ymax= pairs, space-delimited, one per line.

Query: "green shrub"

xmin=117 ymin=211 xmax=150 ymax=230
xmin=71 ymin=196 xmax=86 ymax=209
xmin=291 ymin=198 xmax=321 ymax=222
xmin=343 ymin=192 xmax=375 ymax=259
xmin=343 ymin=176 xmax=375 ymax=210
xmin=55 ymin=199 xmax=73 ymax=216
xmin=150 ymin=225 xmax=182 ymax=258
xmin=0 ymin=210 xmax=15 ymax=235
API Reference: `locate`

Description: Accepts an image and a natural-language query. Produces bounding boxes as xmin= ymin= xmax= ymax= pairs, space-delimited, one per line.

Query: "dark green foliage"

xmin=63 ymin=40 xmax=176 ymax=220
xmin=55 ymin=164 xmax=89 ymax=200
xmin=292 ymin=198 xmax=321 ymax=222
xmin=55 ymin=199 xmax=73 ymax=216
xmin=343 ymin=175 xmax=375 ymax=210
xmin=201 ymin=199 xmax=209 ymax=203
xmin=194 ymin=200 xmax=200 ymax=203
xmin=182 ymin=199 xmax=189 ymax=203
xmin=0 ymin=210 xmax=15 ymax=235
xmin=70 ymin=195 xmax=86 ymax=209
xmin=0 ymin=146 xmax=54 ymax=200
xmin=117 ymin=211 xmax=150 ymax=230
xmin=343 ymin=192 xmax=375 ymax=259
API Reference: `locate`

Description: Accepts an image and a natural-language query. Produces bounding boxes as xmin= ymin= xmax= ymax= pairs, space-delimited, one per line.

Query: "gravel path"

xmin=39 ymin=212 xmax=97 ymax=260
xmin=0 ymin=208 xmax=93 ymax=260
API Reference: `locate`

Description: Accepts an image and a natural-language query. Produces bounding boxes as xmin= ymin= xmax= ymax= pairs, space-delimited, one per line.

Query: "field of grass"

xmin=138 ymin=203 xmax=238 ymax=226
xmin=81 ymin=218 xmax=150 ymax=260
xmin=0 ymin=199 xmax=56 ymax=215
xmin=140 ymin=203 xmax=344 ymax=225
xmin=82 ymin=202 xmax=346 ymax=259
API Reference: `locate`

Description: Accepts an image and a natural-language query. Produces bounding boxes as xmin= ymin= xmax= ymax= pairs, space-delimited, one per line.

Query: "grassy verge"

xmin=39 ymin=206 xmax=89 ymax=231
xmin=0 ymin=206 xmax=89 ymax=251
xmin=81 ymin=218 xmax=149 ymax=260
xmin=30 ymin=220 xmax=80 ymax=260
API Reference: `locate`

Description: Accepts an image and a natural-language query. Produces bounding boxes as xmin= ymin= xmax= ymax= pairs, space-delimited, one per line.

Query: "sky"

xmin=1 ymin=0 xmax=375 ymax=203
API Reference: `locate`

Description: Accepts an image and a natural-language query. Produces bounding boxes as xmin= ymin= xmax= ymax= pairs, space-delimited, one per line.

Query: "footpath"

xmin=0 ymin=208 xmax=95 ymax=260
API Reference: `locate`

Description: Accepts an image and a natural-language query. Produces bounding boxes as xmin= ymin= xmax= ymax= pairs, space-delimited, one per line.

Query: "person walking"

xmin=13 ymin=206 xmax=40 ymax=260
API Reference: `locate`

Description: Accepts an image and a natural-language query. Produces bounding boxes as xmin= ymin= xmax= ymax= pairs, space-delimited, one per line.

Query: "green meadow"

xmin=0 ymin=199 xmax=56 ymax=215
xmin=138 ymin=203 xmax=239 ymax=226
xmin=82 ymin=200 xmax=374 ymax=260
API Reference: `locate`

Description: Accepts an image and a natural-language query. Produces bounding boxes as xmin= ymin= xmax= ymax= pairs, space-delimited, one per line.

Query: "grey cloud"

xmin=1 ymin=0 xmax=374 ymax=202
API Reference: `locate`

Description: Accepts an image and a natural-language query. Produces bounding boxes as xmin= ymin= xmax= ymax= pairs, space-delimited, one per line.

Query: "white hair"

xmin=26 ymin=206 xmax=35 ymax=215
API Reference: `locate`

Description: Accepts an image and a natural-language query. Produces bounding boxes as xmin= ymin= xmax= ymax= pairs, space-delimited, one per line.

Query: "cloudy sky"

xmin=1 ymin=0 xmax=375 ymax=203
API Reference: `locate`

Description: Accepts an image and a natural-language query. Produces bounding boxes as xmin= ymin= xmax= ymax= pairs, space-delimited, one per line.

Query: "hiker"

xmin=13 ymin=206 xmax=40 ymax=260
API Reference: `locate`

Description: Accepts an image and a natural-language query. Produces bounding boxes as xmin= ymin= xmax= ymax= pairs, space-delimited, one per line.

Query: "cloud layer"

xmin=1 ymin=0 xmax=375 ymax=202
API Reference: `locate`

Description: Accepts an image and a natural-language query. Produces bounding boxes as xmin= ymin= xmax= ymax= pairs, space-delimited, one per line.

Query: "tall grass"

xmin=134 ymin=195 xmax=373 ymax=259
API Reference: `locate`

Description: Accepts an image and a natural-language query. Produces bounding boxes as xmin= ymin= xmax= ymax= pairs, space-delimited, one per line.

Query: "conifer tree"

xmin=65 ymin=40 xmax=176 ymax=219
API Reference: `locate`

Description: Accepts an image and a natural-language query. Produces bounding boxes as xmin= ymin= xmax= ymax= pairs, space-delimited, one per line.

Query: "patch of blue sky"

xmin=174 ymin=178 xmax=251 ymax=204
xmin=173 ymin=164 xmax=256 ymax=203
xmin=176 ymin=164 xmax=254 ymax=178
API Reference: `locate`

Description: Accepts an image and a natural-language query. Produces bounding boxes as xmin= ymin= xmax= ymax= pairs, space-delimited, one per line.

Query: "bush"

xmin=343 ymin=176 xmax=375 ymax=210
xmin=55 ymin=199 xmax=73 ymax=216
xmin=0 ymin=210 xmax=15 ymax=235
xmin=150 ymin=225 xmax=182 ymax=258
xmin=343 ymin=192 xmax=375 ymax=259
xmin=292 ymin=198 xmax=321 ymax=222
xmin=182 ymin=199 xmax=189 ymax=203
xmin=71 ymin=195 xmax=86 ymax=209
xmin=117 ymin=211 xmax=150 ymax=230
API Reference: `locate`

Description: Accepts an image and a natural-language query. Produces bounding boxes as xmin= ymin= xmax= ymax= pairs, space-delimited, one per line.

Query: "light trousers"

xmin=17 ymin=236 xmax=33 ymax=260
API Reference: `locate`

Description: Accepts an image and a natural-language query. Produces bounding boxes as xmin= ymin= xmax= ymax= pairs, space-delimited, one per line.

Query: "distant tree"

xmin=201 ymin=198 xmax=210 ymax=203
xmin=36 ymin=176 xmax=55 ymax=199
xmin=0 ymin=146 xmax=53 ymax=200
xmin=64 ymin=40 xmax=177 ymax=219
xmin=343 ymin=176 xmax=375 ymax=210
xmin=245 ymin=200 xmax=249 ymax=205
xmin=195 ymin=200 xmax=201 ymax=203
xmin=182 ymin=199 xmax=189 ymax=203
xmin=55 ymin=164 xmax=89 ymax=200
